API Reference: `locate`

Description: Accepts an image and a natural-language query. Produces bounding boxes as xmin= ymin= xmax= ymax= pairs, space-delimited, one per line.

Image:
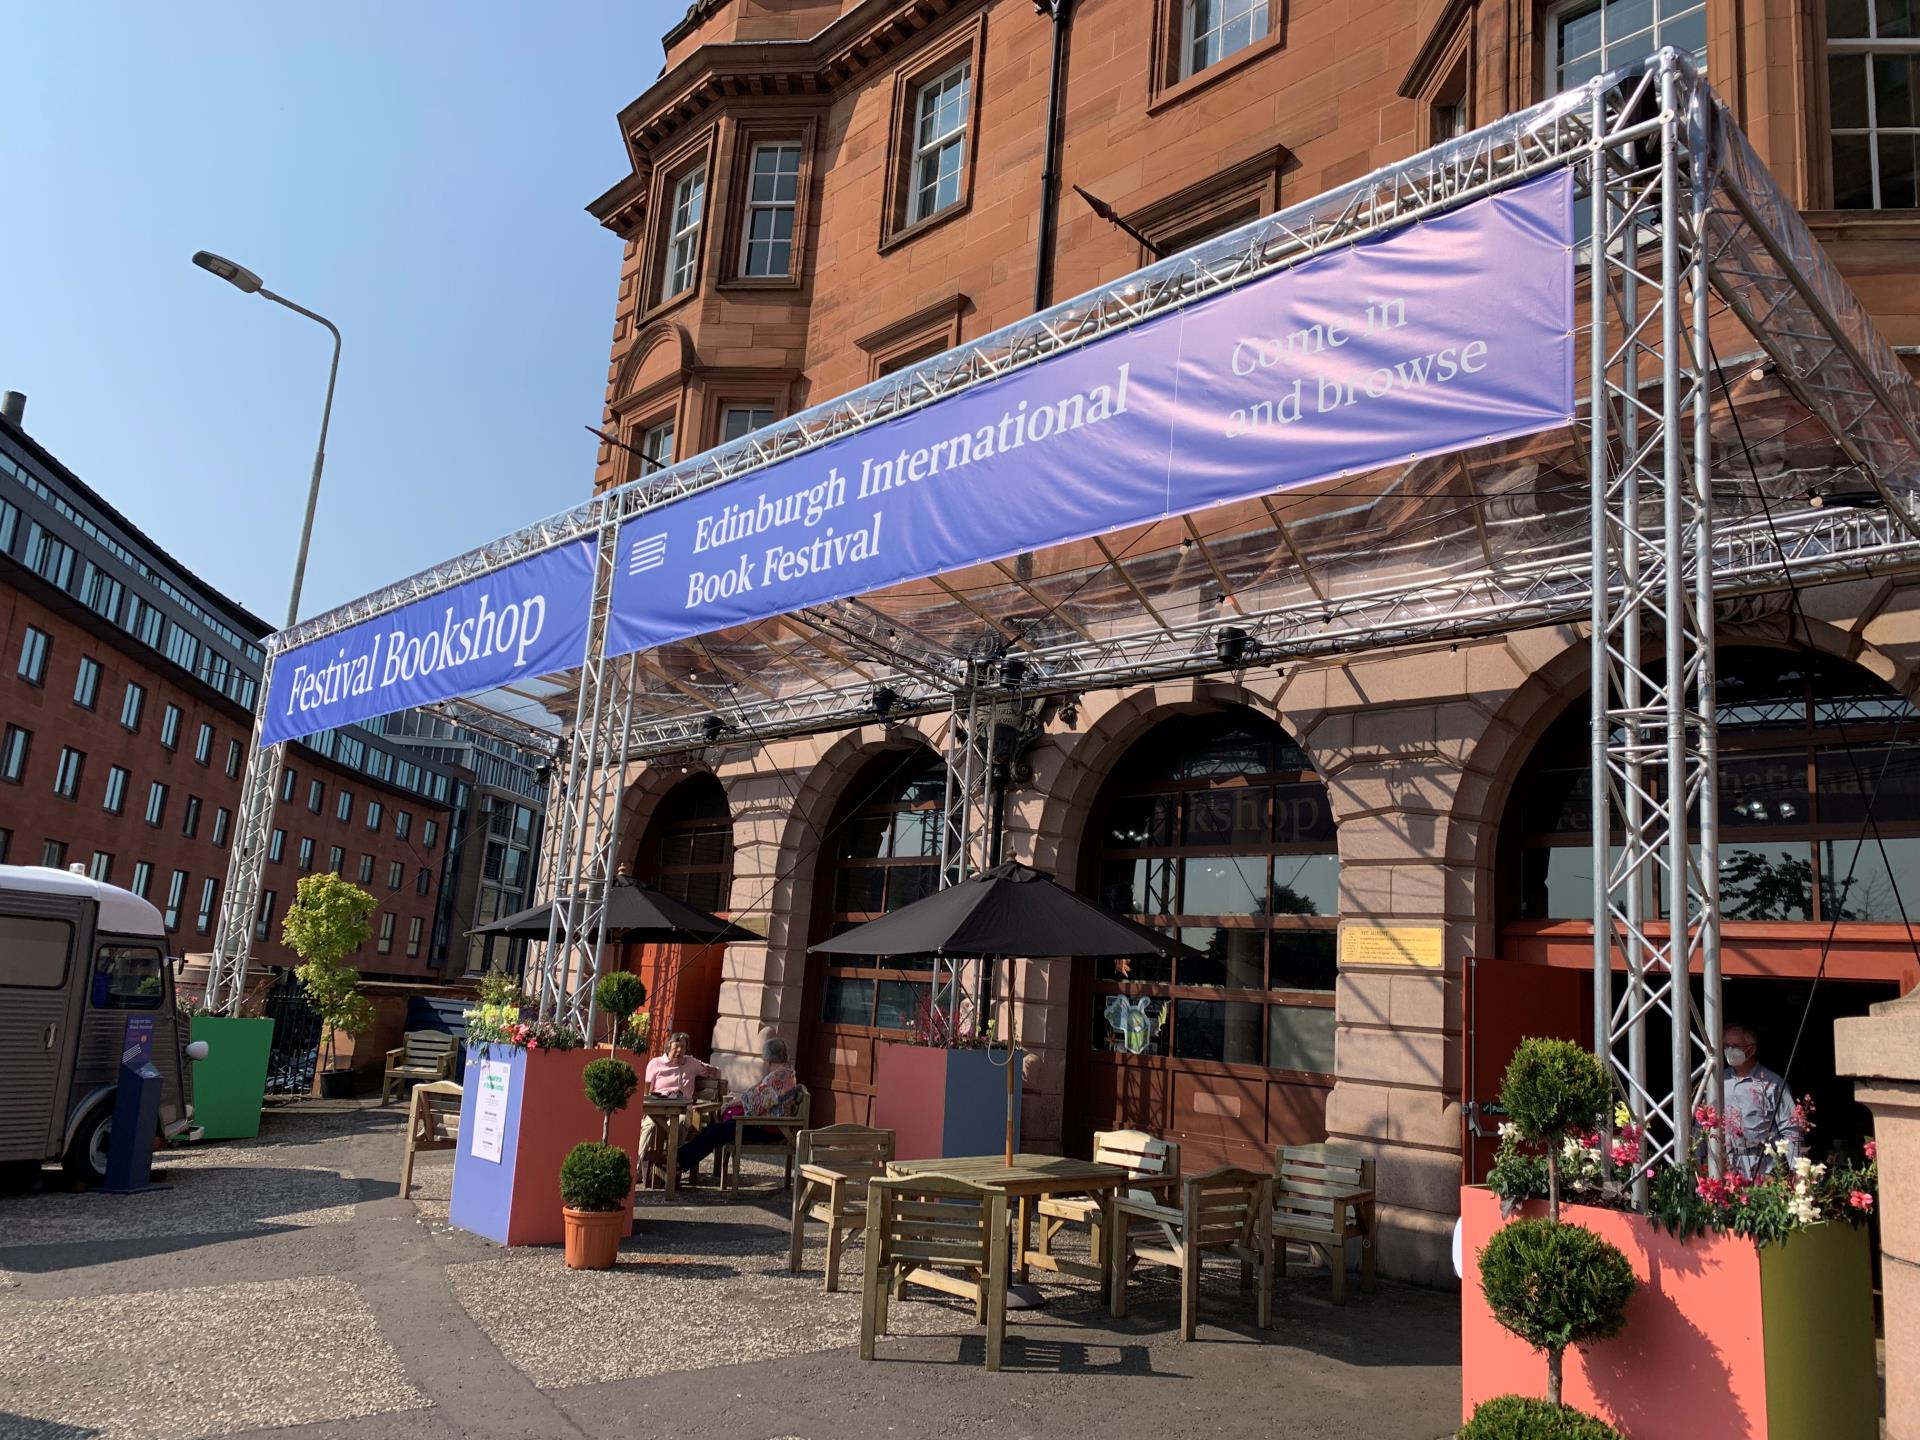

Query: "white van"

xmin=0 ymin=864 xmax=198 ymax=1182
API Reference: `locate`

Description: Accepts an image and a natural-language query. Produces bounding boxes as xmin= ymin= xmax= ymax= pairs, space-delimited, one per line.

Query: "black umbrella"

xmin=810 ymin=861 xmax=1187 ymax=1165
xmin=469 ymin=877 xmax=759 ymax=945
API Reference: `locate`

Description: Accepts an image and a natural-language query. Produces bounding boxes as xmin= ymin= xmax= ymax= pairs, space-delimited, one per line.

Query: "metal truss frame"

xmin=207 ymin=53 xmax=1920 ymax=1191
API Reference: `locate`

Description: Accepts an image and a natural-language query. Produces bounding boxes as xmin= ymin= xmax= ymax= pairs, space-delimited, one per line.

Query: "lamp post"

xmin=191 ymin=250 xmax=341 ymax=629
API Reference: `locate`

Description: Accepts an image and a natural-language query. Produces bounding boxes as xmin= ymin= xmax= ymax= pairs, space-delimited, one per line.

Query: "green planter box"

xmin=188 ymin=1016 xmax=274 ymax=1139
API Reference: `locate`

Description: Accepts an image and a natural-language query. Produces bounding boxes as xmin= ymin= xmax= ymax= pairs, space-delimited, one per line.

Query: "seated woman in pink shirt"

xmin=638 ymin=1032 xmax=720 ymax=1186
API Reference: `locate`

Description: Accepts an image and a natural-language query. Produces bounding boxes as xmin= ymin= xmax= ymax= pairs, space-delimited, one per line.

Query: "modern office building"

xmin=0 ymin=393 xmax=543 ymax=982
xmin=571 ymin=1 xmax=1920 ymax=1283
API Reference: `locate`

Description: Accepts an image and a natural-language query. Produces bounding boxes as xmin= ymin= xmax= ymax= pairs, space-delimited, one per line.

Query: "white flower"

xmin=1793 ymin=1156 xmax=1813 ymax=1177
xmin=1788 ymin=1195 xmax=1819 ymax=1226
xmin=1498 ymin=1122 xmax=1520 ymax=1142
xmin=1810 ymin=1162 xmax=1827 ymax=1182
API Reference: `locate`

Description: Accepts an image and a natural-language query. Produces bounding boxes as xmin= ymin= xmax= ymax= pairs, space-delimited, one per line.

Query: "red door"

xmin=1463 ymin=954 xmax=1589 ymax=1182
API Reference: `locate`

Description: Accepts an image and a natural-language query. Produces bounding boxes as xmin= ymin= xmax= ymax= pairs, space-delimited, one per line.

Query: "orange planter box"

xmin=1459 ymin=1186 xmax=1877 ymax=1438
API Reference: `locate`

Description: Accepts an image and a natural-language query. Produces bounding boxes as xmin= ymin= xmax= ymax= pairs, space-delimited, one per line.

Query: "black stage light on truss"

xmin=1215 ymin=626 xmax=1258 ymax=667
xmin=1000 ymin=656 xmax=1029 ymax=688
xmin=870 ymin=686 xmax=900 ymax=718
xmin=702 ymin=716 xmax=734 ymax=744
xmin=1809 ymin=487 xmax=1887 ymax=510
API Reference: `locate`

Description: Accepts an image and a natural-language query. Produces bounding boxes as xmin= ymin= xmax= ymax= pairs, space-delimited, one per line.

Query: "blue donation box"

xmin=102 ymin=1016 xmax=166 ymax=1193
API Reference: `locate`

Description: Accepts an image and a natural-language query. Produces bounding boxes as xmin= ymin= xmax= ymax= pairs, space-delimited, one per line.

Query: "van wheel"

xmin=62 ymin=1107 xmax=112 ymax=1185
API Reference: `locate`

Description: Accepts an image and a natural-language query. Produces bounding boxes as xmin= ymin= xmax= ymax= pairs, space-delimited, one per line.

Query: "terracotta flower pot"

xmin=562 ymin=1206 xmax=625 ymax=1270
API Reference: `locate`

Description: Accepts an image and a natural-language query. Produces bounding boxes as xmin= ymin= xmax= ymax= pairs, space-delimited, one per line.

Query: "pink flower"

xmin=1850 ymin=1190 xmax=1874 ymax=1212
xmin=1864 ymin=1139 xmax=1878 ymax=1162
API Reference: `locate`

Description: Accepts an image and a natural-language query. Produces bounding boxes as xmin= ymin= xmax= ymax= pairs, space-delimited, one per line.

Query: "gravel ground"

xmin=0 ymin=1100 xmax=1462 ymax=1440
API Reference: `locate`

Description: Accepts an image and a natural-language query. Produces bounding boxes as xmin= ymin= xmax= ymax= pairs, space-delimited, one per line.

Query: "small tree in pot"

xmin=561 ymin=1055 xmax=640 ymax=1269
xmin=593 ymin=972 xmax=648 ymax=1054
xmin=1466 ymin=1038 xmax=1636 ymax=1439
xmin=282 ymin=873 xmax=378 ymax=1099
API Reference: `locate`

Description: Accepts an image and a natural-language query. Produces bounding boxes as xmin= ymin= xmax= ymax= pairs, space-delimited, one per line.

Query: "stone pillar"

xmin=1836 ymin=991 xmax=1920 ymax=1440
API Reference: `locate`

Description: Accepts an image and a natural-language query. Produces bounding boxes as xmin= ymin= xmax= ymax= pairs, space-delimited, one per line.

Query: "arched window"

xmin=1089 ymin=712 xmax=1339 ymax=1080
xmin=1506 ymin=648 xmax=1920 ymax=924
xmin=638 ymin=773 xmax=732 ymax=912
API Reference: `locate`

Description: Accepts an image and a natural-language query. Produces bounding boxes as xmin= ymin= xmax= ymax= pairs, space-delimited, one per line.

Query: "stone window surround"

xmin=638 ymin=124 xmax=720 ymax=325
xmin=855 ymin=292 xmax=970 ymax=382
xmin=1116 ymin=147 xmax=1289 ymax=267
xmin=1146 ymin=0 xmax=1284 ymax=114
xmin=716 ymin=113 xmax=819 ymax=292
xmin=1399 ymin=1 xmax=1475 ymax=150
xmin=877 ymin=13 xmax=988 ymax=255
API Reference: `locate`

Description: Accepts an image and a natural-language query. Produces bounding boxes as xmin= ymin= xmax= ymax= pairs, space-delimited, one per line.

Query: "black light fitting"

xmin=1000 ymin=656 xmax=1029 ymax=687
xmin=871 ymin=685 xmax=900 ymax=718
xmin=1215 ymin=625 xmax=1258 ymax=667
xmin=701 ymin=716 xmax=733 ymax=744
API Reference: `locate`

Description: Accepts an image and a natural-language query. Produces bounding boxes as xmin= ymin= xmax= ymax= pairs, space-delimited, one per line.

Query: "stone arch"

xmin=613 ymin=759 xmax=726 ymax=876
xmin=611 ymin=319 xmax=696 ymax=407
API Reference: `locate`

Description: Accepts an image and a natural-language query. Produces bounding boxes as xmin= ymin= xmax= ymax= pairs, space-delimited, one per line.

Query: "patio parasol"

xmin=468 ymin=875 xmax=760 ymax=945
xmin=809 ymin=860 xmax=1188 ymax=1166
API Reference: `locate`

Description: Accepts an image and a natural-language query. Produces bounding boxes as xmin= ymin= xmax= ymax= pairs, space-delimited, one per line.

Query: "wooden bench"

xmin=382 ymin=1030 xmax=457 ymax=1104
xmin=1272 ymin=1144 xmax=1376 ymax=1304
xmin=1110 ymin=1165 xmax=1273 ymax=1340
xmin=788 ymin=1124 xmax=895 ymax=1291
xmin=1035 ymin=1129 xmax=1179 ymax=1275
xmin=860 ymin=1171 xmax=1010 ymax=1371
xmin=399 ymin=1079 xmax=462 ymax=1199
xmin=723 ymin=1083 xmax=811 ymax=1194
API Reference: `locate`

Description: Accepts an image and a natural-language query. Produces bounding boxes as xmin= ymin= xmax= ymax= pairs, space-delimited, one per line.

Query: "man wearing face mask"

xmin=1720 ymin=1021 xmax=1803 ymax=1179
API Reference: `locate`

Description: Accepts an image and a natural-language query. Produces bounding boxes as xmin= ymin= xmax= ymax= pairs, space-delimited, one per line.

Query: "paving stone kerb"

xmin=0 ymin=1101 xmax=1460 ymax=1440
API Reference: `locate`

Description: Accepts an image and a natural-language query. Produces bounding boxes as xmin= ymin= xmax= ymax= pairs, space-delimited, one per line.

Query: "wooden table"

xmin=886 ymin=1153 xmax=1131 ymax=1288
xmin=642 ymin=1096 xmax=720 ymax=1199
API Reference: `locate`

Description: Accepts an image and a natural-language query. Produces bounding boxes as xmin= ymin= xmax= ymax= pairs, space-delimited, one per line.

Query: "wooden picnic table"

xmin=643 ymin=1095 xmax=722 ymax=1199
xmin=886 ymin=1153 xmax=1132 ymax=1288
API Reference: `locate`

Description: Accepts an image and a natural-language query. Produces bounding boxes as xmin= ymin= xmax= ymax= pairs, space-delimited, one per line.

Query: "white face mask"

xmin=1725 ymin=1046 xmax=1750 ymax=1067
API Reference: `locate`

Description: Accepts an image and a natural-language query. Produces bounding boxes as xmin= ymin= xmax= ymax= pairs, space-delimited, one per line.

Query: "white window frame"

xmin=908 ymin=63 xmax=971 ymax=225
xmin=660 ymin=164 xmax=708 ymax=302
xmin=739 ymin=141 xmax=802 ymax=278
xmin=1181 ymin=0 xmax=1270 ymax=81
xmin=639 ymin=419 xmax=676 ymax=474
xmin=1828 ymin=14 xmax=1920 ymax=210
xmin=721 ymin=404 xmax=776 ymax=444
xmin=1545 ymin=0 xmax=1707 ymax=96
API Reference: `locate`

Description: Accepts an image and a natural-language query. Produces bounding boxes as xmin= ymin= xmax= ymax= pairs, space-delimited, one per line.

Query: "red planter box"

xmin=1459 ymin=1185 xmax=1877 ymax=1439
xmin=872 ymin=1042 xmax=1020 ymax=1161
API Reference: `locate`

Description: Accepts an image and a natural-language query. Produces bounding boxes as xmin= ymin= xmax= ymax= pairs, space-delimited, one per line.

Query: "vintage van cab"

xmin=0 ymin=863 xmax=201 ymax=1181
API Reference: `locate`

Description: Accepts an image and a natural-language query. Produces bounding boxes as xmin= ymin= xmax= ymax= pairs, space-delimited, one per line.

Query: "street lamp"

xmin=192 ymin=250 xmax=341 ymax=629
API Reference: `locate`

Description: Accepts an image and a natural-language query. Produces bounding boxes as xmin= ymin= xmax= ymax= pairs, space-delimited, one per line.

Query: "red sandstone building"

xmin=580 ymin=0 xmax=1920 ymax=1280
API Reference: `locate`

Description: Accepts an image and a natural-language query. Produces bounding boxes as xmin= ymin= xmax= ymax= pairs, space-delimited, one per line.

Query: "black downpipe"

xmin=1032 ymin=0 xmax=1075 ymax=314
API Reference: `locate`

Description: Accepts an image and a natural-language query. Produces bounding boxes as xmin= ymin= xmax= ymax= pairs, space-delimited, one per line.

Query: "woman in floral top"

xmin=674 ymin=1033 xmax=799 ymax=1177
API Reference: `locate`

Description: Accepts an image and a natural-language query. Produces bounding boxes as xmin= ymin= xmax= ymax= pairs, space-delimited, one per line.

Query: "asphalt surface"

xmin=0 ymin=1100 xmax=1461 ymax=1440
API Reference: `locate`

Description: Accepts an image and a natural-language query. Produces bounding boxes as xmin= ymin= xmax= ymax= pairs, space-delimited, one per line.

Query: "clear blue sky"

xmin=0 ymin=3 xmax=682 ymax=626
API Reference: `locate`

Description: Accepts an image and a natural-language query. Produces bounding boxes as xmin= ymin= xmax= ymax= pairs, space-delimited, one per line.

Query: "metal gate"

xmin=263 ymin=968 xmax=321 ymax=1096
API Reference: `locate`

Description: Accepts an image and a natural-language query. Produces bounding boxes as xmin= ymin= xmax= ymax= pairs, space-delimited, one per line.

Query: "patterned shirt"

xmin=1723 ymin=1063 xmax=1801 ymax=1177
xmin=738 ymin=1062 xmax=799 ymax=1118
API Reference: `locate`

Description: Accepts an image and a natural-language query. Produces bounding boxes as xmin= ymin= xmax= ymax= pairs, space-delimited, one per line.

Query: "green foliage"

xmin=559 ymin=1141 xmax=632 ymax=1212
xmin=582 ymin=1058 xmax=638 ymax=1116
xmin=594 ymin=972 xmax=648 ymax=1050
xmin=1479 ymin=1219 xmax=1636 ymax=1359
xmin=1459 ymin=1396 xmax=1624 ymax=1440
xmin=1500 ymin=1039 xmax=1612 ymax=1148
xmin=282 ymin=873 xmax=377 ymax=968
xmin=475 ymin=963 xmax=526 ymax=1010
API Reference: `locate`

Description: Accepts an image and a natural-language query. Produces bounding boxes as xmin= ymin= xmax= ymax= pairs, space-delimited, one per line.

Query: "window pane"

xmin=1180 ymin=855 xmax=1269 ymax=915
xmin=1833 ymin=132 xmax=1877 ymax=208
xmin=1096 ymin=950 xmax=1174 ymax=985
xmin=1273 ymin=782 xmax=1336 ymax=842
xmin=1817 ymin=743 xmax=1920 ymax=824
xmin=876 ymin=980 xmax=928 ymax=1030
xmin=91 ymin=945 xmax=164 ymax=1009
xmin=1268 ymin=1004 xmax=1336 ymax=1074
xmin=1094 ymin=991 xmax=1170 ymax=1054
xmin=1172 ymin=998 xmax=1263 ymax=1063
xmin=1876 ymin=51 xmax=1919 ymax=128
xmin=1830 ymin=54 xmax=1871 ymax=135
xmin=1271 ymin=854 xmax=1339 ymax=916
xmin=1879 ymin=133 xmax=1920 ymax=208
xmin=1104 ymin=794 xmax=1174 ymax=848
xmin=1099 ymin=856 xmax=1175 ymax=916
xmin=1559 ymin=3 xmax=1604 ymax=64
xmin=1518 ymin=845 xmax=1597 ymax=920
xmin=1270 ymin=930 xmax=1338 ymax=991
xmin=1719 ymin=752 xmax=1811 ymax=828
xmin=1831 ymin=0 xmax=1870 ymax=35
xmin=1878 ymin=0 xmax=1917 ymax=38
xmin=833 ymin=866 xmax=887 ymax=914
xmin=0 ymin=916 xmax=72 ymax=987
xmin=1177 ymin=926 xmax=1264 ymax=987
xmin=1720 ymin=843 xmax=1814 ymax=921
xmin=822 ymin=976 xmax=874 ymax=1025
xmin=837 ymin=814 xmax=890 ymax=860
xmin=1821 ymin=836 xmax=1920 ymax=920
xmin=891 ymin=808 xmax=941 ymax=859
xmin=1184 ymin=787 xmax=1268 ymax=846
xmin=884 ymin=864 xmax=939 ymax=912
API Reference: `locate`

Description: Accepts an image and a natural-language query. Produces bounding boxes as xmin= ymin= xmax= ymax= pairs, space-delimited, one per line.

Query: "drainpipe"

xmin=1032 ymin=0 xmax=1075 ymax=314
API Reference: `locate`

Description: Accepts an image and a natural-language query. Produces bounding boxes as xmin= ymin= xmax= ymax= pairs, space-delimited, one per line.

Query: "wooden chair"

xmin=1271 ymin=1144 xmax=1377 ymax=1304
xmin=1036 ymin=1129 xmax=1179 ymax=1272
xmin=398 ymin=1079 xmax=462 ymax=1199
xmin=860 ymin=1171 xmax=1010 ymax=1371
xmin=1110 ymin=1166 xmax=1273 ymax=1340
xmin=788 ymin=1124 xmax=896 ymax=1291
xmin=723 ymin=1083 xmax=812 ymax=1194
xmin=382 ymin=1030 xmax=457 ymax=1104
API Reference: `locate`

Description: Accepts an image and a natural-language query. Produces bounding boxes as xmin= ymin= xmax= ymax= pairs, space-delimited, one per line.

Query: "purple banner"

xmin=607 ymin=172 xmax=1574 ymax=658
xmin=262 ymin=538 xmax=596 ymax=746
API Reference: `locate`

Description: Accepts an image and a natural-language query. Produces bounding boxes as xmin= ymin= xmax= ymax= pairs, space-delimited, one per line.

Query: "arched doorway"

xmin=799 ymin=746 xmax=950 ymax=1126
xmin=1067 ymin=710 xmax=1339 ymax=1170
xmin=626 ymin=772 xmax=732 ymax=1060
xmin=1478 ymin=646 xmax=1916 ymax=1173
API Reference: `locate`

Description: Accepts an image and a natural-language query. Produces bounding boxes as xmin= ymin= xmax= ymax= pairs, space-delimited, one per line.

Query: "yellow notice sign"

xmin=1339 ymin=922 xmax=1445 ymax=969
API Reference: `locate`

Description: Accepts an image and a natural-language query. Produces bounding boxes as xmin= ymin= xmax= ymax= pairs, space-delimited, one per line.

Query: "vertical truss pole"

xmin=208 ymin=654 xmax=284 ymax=1015
xmin=1590 ymin=54 xmax=1722 ymax=1197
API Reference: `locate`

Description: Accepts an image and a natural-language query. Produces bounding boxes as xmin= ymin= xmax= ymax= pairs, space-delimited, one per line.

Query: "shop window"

xmin=1545 ymin=0 xmax=1706 ymax=94
xmin=1828 ymin=2 xmax=1920 ymax=208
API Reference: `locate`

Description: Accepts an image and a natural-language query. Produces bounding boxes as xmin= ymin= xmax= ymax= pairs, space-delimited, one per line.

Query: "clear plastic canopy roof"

xmin=270 ymin=55 xmax=1920 ymax=761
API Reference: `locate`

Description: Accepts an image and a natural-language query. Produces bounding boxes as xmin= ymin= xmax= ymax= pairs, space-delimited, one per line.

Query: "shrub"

xmin=583 ymin=1057 xmax=639 ymax=1128
xmin=1460 ymin=1395 xmax=1624 ymax=1440
xmin=594 ymin=972 xmax=648 ymax=1052
xmin=1502 ymin=1038 xmax=1611 ymax=1216
xmin=1480 ymin=1219 xmax=1636 ymax=1406
xmin=559 ymin=1141 xmax=631 ymax=1212
xmin=475 ymin=963 xmax=525 ymax=1010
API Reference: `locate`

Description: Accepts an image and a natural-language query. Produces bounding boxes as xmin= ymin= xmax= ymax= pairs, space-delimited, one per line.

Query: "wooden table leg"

xmin=665 ymin=1111 xmax=682 ymax=1199
xmin=1016 ymin=1194 xmax=1032 ymax=1285
xmin=400 ymin=1088 xmax=421 ymax=1200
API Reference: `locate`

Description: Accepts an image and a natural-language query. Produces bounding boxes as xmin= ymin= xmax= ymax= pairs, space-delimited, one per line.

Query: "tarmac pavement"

xmin=0 ymin=1100 xmax=1461 ymax=1440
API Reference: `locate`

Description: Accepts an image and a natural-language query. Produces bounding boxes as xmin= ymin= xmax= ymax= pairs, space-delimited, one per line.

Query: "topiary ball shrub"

xmin=582 ymin=1057 xmax=639 ymax=1117
xmin=595 ymin=972 xmax=647 ymax=1032
xmin=560 ymin=1141 xmax=632 ymax=1212
xmin=1500 ymin=1038 xmax=1611 ymax=1146
xmin=1460 ymin=1395 xmax=1625 ymax=1440
xmin=1480 ymin=1218 xmax=1637 ymax=1404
